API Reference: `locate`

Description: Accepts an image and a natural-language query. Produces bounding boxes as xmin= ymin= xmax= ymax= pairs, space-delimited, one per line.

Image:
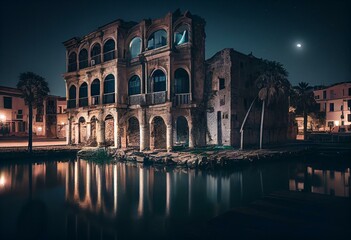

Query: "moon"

xmin=296 ymin=43 xmax=302 ymax=48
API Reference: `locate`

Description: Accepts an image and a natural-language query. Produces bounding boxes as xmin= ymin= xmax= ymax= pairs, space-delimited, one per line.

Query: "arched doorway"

xmin=78 ymin=117 xmax=87 ymax=143
xmin=105 ymin=115 xmax=114 ymax=146
xmin=151 ymin=116 xmax=166 ymax=149
xmin=176 ymin=116 xmax=189 ymax=146
xmin=128 ymin=117 xmax=140 ymax=147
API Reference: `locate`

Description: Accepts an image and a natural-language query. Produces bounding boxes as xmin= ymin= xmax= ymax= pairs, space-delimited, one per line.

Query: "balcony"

xmin=91 ymin=96 xmax=100 ymax=105
xmin=79 ymin=97 xmax=88 ymax=107
xmin=91 ymin=55 xmax=101 ymax=65
xmin=103 ymin=93 xmax=115 ymax=104
xmin=103 ymin=50 xmax=116 ymax=62
xmin=146 ymin=91 xmax=166 ymax=105
xmin=129 ymin=94 xmax=146 ymax=106
xmin=67 ymin=99 xmax=76 ymax=109
xmin=174 ymin=93 xmax=190 ymax=106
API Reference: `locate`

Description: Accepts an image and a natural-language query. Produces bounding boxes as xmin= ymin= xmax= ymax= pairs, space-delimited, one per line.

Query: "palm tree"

xmin=292 ymin=82 xmax=316 ymax=139
xmin=256 ymin=60 xmax=289 ymax=149
xmin=17 ymin=72 xmax=50 ymax=153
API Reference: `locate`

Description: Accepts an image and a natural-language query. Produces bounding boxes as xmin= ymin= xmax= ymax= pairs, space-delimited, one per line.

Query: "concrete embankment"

xmin=0 ymin=146 xmax=80 ymax=161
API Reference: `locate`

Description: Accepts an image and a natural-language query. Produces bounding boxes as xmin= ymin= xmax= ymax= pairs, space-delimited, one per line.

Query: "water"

xmin=0 ymin=157 xmax=350 ymax=239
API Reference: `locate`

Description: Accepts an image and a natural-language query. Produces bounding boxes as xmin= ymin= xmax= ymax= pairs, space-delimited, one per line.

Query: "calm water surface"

xmin=0 ymin=157 xmax=350 ymax=239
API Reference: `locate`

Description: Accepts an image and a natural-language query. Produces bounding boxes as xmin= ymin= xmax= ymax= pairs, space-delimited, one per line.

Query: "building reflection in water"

xmin=289 ymin=164 xmax=350 ymax=197
xmin=1 ymin=159 xmax=350 ymax=239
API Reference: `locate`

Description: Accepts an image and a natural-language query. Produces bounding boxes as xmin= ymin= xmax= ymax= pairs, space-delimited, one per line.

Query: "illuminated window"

xmin=129 ymin=37 xmax=142 ymax=58
xmin=174 ymin=25 xmax=188 ymax=46
xmin=147 ymin=30 xmax=167 ymax=50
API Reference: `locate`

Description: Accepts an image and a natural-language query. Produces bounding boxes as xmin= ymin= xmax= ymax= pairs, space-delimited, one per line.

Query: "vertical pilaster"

xmin=86 ymin=122 xmax=91 ymax=141
xmin=188 ymin=120 xmax=194 ymax=148
xmin=74 ymin=122 xmax=79 ymax=144
xmin=66 ymin=117 xmax=72 ymax=145
xmin=166 ymin=124 xmax=173 ymax=152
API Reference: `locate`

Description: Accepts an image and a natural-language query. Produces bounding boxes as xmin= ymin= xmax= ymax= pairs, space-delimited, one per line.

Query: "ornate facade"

xmin=63 ymin=10 xmax=206 ymax=151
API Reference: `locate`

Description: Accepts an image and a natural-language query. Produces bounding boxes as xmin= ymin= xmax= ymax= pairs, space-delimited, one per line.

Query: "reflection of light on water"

xmin=0 ymin=175 xmax=5 ymax=187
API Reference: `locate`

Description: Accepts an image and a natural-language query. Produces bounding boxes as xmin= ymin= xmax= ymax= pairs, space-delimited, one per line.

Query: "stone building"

xmin=63 ymin=10 xmax=206 ymax=150
xmin=205 ymin=49 xmax=289 ymax=147
xmin=63 ymin=10 xmax=289 ymax=150
xmin=0 ymin=86 xmax=67 ymax=138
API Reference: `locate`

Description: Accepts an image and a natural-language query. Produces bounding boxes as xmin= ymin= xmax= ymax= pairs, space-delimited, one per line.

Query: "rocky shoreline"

xmin=78 ymin=145 xmax=310 ymax=169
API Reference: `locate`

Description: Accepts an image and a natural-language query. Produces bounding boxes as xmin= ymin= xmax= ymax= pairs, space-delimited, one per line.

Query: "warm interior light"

xmin=0 ymin=176 xmax=5 ymax=187
xmin=38 ymin=127 xmax=43 ymax=131
xmin=335 ymin=121 xmax=340 ymax=126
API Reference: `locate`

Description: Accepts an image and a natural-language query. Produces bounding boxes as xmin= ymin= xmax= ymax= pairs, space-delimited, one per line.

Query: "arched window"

xmin=174 ymin=68 xmax=189 ymax=93
xmin=68 ymin=85 xmax=76 ymax=108
xmin=103 ymin=39 xmax=116 ymax=62
xmin=128 ymin=75 xmax=141 ymax=95
xmin=91 ymin=43 xmax=101 ymax=65
xmin=174 ymin=25 xmax=189 ymax=46
xmin=129 ymin=37 xmax=142 ymax=58
xmin=91 ymin=79 xmax=100 ymax=105
xmin=103 ymin=74 xmax=115 ymax=104
xmin=147 ymin=30 xmax=167 ymax=50
xmin=79 ymin=83 xmax=88 ymax=107
xmin=68 ymin=52 xmax=77 ymax=72
xmin=79 ymin=49 xmax=88 ymax=69
xmin=152 ymin=70 xmax=166 ymax=92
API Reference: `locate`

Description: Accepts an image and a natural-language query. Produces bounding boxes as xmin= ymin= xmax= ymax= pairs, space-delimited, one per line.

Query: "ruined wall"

xmin=205 ymin=49 xmax=232 ymax=146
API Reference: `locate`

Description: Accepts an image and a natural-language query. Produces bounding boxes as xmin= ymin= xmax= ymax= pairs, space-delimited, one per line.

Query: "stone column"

xmin=66 ymin=117 xmax=72 ymax=145
xmin=188 ymin=119 xmax=194 ymax=148
xmin=87 ymin=82 xmax=91 ymax=106
xmin=166 ymin=124 xmax=173 ymax=152
xmin=97 ymin=120 xmax=105 ymax=147
xmin=74 ymin=122 xmax=79 ymax=144
xmin=86 ymin=122 xmax=91 ymax=141
xmin=100 ymin=77 xmax=104 ymax=106
xmin=140 ymin=124 xmax=147 ymax=151
xmin=114 ymin=116 xmax=120 ymax=148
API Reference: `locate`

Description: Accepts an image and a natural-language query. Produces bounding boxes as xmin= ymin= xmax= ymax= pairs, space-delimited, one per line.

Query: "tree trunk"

xmin=260 ymin=100 xmax=265 ymax=149
xmin=303 ymin=109 xmax=307 ymax=140
xmin=28 ymin=102 xmax=33 ymax=153
xmin=240 ymin=97 xmax=257 ymax=150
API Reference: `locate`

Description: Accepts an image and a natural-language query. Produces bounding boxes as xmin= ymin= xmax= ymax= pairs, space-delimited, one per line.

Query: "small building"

xmin=205 ymin=49 xmax=289 ymax=147
xmin=313 ymin=82 xmax=351 ymax=130
xmin=0 ymin=86 xmax=66 ymax=138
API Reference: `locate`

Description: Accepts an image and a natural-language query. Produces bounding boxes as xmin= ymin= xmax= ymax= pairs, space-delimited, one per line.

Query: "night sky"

xmin=0 ymin=0 xmax=350 ymax=96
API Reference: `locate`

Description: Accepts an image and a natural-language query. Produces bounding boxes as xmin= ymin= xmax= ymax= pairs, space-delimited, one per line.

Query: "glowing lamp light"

xmin=335 ymin=121 xmax=340 ymax=126
xmin=0 ymin=176 xmax=5 ymax=187
xmin=38 ymin=127 xmax=43 ymax=132
xmin=61 ymin=122 xmax=65 ymax=125
xmin=0 ymin=114 xmax=6 ymax=122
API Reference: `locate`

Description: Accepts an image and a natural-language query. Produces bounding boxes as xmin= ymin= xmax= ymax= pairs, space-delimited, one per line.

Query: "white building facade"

xmin=314 ymin=82 xmax=351 ymax=129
